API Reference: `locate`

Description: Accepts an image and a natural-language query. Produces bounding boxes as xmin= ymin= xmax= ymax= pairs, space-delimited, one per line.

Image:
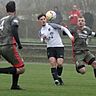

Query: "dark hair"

xmin=78 ymin=16 xmax=84 ymax=18
xmin=37 ymin=13 xmax=46 ymax=20
xmin=6 ymin=1 xmax=16 ymax=12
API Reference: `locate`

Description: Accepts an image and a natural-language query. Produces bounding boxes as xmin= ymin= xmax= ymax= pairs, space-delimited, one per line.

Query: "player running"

xmin=70 ymin=16 xmax=96 ymax=77
xmin=0 ymin=1 xmax=25 ymax=90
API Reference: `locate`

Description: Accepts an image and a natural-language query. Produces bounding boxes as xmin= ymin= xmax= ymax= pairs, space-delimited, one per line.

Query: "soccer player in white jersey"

xmin=37 ymin=13 xmax=74 ymax=85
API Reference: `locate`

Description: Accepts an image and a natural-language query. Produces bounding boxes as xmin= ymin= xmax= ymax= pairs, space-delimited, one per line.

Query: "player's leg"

xmin=84 ymin=51 xmax=96 ymax=78
xmin=90 ymin=58 xmax=96 ymax=78
xmin=47 ymin=47 xmax=59 ymax=85
xmin=11 ymin=74 xmax=20 ymax=89
xmin=57 ymin=64 xmax=63 ymax=77
xmin=93 ymin=69 xmax=96 ymax=77
xmin=0 ymin=45 xmax=18 ymax=74
xmin=75 ymin=60 xmax=86 ymax=74
xmin=49 ymin=57 xmax=59 ymax=85
xmin=57 ymin=59 xmax=64 ymax=85
xmin=56 ymin=47 xmax=64 ymax=85
xmin=74 ymin=51 xmax=86 ymax=74
xmin=0 ymin=45 xmax=25 ymax=90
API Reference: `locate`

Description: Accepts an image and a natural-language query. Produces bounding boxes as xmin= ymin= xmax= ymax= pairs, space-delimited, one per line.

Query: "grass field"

xmin=0 ymin=63 xmax=96 ymax=96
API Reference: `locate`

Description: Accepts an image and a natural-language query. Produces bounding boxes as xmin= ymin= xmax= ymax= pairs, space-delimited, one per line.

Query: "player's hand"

xmin=71 ymin=36 xmax=74 ymax=43
xmin=41 ymin=36 xmax=48 ymax=43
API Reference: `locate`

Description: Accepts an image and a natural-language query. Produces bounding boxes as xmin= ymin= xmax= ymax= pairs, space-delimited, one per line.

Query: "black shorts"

xmin=47 ymin=47 xmax=64 ymax=59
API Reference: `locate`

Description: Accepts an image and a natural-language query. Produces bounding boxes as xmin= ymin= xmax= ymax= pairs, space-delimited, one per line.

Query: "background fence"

xmin=0 ymin=0 xmax=96 ymax=63
xmin=18 ymin=0 xmax=96 ymax=41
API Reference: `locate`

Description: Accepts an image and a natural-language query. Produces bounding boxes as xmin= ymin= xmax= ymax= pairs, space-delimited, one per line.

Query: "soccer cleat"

xmin=11 ymin=85 xmax=22 ymax=90
xmin=54 ymin=80 xmax=59 ymax=85
xmin=58 ymin=77 xmax=64 ymax=85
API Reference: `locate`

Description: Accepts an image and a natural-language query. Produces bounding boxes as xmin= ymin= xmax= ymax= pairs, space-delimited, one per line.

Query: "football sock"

xmin=57 ymin=66 xmax=63 ymax=76
xmin=51 ymin=68 xmax=58 ymax=80
xmin=0 ymin=67 xmax=16 ymax=74
xmin=12 ymin=74 xmax=19 ymax=86
xmin=93 ymin=69 xmax=96 ymax=77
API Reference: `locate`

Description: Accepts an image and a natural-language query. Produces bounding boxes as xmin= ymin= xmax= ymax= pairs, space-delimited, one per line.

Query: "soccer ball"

xmin=46 ymin=10 xmax=56 ymax=21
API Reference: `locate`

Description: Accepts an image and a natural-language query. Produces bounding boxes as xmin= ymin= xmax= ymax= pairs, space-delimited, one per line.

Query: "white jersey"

xmin=39 ymin=23 xmax=64 ymax=47
xmin=39 ymin=23 xmax=73 ymax=48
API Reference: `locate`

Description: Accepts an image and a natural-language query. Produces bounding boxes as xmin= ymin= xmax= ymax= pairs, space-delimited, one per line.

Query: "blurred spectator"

xmin=51 ymin=6 xmax=63 ymax=24
xmin=68 ymin=5 xmax=81 ymax=26
xmin=83 ymin=11 xmax=94 ymax=29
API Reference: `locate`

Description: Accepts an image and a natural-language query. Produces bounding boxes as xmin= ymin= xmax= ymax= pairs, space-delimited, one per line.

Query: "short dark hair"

xmin=78 ymin=15 xmax=85 ymax=19
xmin=37 ymin=13 xmax=46 ymax=20
xmin=6 ymin=1 xmax=16 ymax=12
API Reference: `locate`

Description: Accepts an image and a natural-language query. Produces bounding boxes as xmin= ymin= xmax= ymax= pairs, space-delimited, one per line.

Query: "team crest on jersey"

xmin=60 ymin=55 xmax=63 ymax=58
xmin=48 ymin=28 xmax=51 ymax=31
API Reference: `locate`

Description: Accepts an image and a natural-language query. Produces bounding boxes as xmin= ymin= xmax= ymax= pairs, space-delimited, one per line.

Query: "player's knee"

xmin=16 ymin=67 xmax=25 ymax=74
xmin=79 ymin=67 xmax=86 ymax=74
xmin=57 ymin=58 xmax=64 ymax=65
xmin=91 ymin=61 xmax=96 ymax=69
xmin=76 ymin=65 xmax=86 ymax=74
xmin=49 ymin=57 xmax=57 ymax=66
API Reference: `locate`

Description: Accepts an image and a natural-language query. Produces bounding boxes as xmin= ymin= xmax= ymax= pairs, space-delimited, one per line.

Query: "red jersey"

xmin=69 ymin=10 xmax=81 ymax=25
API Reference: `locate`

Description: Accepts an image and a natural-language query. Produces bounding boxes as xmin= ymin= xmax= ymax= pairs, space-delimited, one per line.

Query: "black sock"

xmin=12 ymin=74 xmax=19 ymax=87
xmin=57 ymin=66 xmax=63 ymax=76
xmin=0 ymin=67 xmax=16 ymax=74
xmin=93 ymin=69 xmax=96 ymax=78
xmin=51 ymin=68 xmax=58 ymax=80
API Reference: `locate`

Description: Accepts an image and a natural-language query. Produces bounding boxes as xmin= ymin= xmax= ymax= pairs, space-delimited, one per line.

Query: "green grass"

xmin=0 ymin=63 xmax=96 ymax=96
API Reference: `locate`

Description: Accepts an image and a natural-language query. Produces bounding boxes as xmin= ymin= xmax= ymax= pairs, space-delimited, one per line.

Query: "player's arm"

xmin=40 ymin=34 xmax=48 ymax=43
xmin=69 ymin=14 xmax=74 ymax=19
xmin=61 ymin=26 xmax=74 ymax=42
xmin=11 ymin=18 xmax=22 ymax=49
xmin=91 ymin=32 xmax=96 ymax=37
xmin=49 ymin=23 xmax=74 ymax=41
xmin=38 ymin=31 xmax=48 ymax=43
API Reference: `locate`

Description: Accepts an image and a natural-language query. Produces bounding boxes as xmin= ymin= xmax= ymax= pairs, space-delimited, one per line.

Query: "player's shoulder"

xmin=0 ymin=15 xmax=10 ymax=21
xmin=49 ymin=23 xmax=61 ymax=29
xmin=10 ymin=15 xmax=19 ymax=26
xmin=11 ymin=15 xmax=19 ymax=22
xmin=83 ymin=26 xmax=92 ymax=35
xmin=83 ymin=26 xmax=91 ymax=31
xmin=49 ymin=23 xmax=59 ymax=26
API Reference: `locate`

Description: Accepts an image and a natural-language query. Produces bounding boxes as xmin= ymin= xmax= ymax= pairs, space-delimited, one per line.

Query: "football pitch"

xmin=0 ymin=63 xmax=96 ymax=96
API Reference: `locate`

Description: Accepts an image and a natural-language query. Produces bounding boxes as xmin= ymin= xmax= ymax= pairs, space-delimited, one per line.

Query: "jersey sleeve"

xmin=92 ymin=32 xmax=96 ymax=37
xmin=49 ymin=23 xmax=61 ymax=30
xmin=11 ymin=17 xmax=22 ymax=49
xmin=49 ymin=23 xmax=74 ymax=41
xmin=11 ymin=17 xmax=19 ymax=27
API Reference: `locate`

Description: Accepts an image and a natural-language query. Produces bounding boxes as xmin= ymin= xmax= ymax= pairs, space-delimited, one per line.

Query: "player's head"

xmin=72 ymin=5 xmax=78 ymax=10
xmin=77 ymin=16 xmax=85 ymax=27
xmin=6 ymin=1 xmax=16 ymax=13
xmin=37 ymin=13 xmax=47 ymax=26
xmin=54 ymin=6 xmax=58 ymax=11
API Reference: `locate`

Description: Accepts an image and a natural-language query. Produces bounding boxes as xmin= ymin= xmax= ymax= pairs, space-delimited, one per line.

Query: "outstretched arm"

xmin=49 ymin=23 xmax=74 ymax=42
xmin=61 ymin=26 xmax=74 ymax=42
